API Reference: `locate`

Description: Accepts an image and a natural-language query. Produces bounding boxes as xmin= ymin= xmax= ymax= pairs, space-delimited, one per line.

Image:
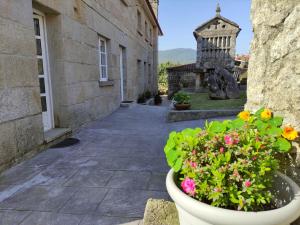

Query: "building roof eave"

xmin=194 ymin=15 xmax=240 ymax=35
xmin=145 ymin=0 xmax=163 ymax=35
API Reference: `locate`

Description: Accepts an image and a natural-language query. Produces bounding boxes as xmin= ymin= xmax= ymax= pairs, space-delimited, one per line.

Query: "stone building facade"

xmin=0 ymin=0 xmax=162 ymax=171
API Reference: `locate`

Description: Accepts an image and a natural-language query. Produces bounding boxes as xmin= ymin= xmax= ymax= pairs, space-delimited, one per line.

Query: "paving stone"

xmin=97 ymin=189 xmax=170 ymax=218
xmin=17 ymin=149 xmax=69 ymax=168
xmin=147 ymin=173 xmax=167 ymax=191
xmin=20 ymin=212 xmax=82 ymax=225
xmin=79 ymin=215 xmax=140 ymax=225
xmin=38 ymin=167 xmax=78 ymax=186
xmin=60 ymin=187 xmax=108 ymax=214
xmin=0 ymin=186 xmax=76 ymax=211
xmin=64 ymin=169 xmax=114 ymax=188
xmin=0 ymin=210 xmax=31 ymax=225
xmin=0 ymin=104 xmax=214 ymax=222
xmin=49 ymin=156 xmax=99 ymax=169
xmin=95 ymin=157 xmax=168 ymax=173
xmin=0 ymin=166 xmax=42 ymax=185
xmin=106 ymin=171 xmax=151 ymax=190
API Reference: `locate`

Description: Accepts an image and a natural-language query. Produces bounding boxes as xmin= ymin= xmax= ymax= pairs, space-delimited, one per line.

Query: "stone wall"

xmin=167 ymin=71 xmax=196 ymax=97
xmin=0 ymin=0 xmax=160 ymax=171
xmin=246 ymin=0 xmax=300 ymax=130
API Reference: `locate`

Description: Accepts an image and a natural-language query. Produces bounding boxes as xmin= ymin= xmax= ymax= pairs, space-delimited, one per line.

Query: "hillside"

xmin=159 ymin=48 xmax=196 ymax=64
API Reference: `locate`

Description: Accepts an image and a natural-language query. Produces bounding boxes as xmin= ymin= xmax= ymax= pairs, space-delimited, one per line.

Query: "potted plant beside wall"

xmin=173 ymin=92 xmax=191 ymax=110
xmin=164 ymin=108 xmax=300 ymax=225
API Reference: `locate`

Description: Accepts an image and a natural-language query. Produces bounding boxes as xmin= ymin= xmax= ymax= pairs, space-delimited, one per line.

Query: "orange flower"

xmin=261 ymin=108 xmax=272 ymax=120
xmin=282 ymin=126 xmax=298 ymax=141
xmin=238 ymin=111 xmax=250 ymax=121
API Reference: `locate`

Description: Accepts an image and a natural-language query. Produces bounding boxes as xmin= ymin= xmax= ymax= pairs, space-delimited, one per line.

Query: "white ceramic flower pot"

xmin=166 ymin=169 xmax=300 ymax=225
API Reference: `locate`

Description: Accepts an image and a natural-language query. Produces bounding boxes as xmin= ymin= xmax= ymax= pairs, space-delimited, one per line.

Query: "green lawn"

xmin=189 ymin=92 xmax=247 ymax=110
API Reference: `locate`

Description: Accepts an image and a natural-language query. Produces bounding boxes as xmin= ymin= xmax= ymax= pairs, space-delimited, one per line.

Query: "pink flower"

xmin=224 ymin=135 xmax=234 ymax=145
xmin=244 ymin=180 xmax=251 ymax=188
xmin=219 ymin=147 xmax=224 ymax=153
xmin=192 ymin=150 xmax=197 ymax=155
xmin=181 ymin=178 xmax=196 ymax=196
xmin=190 ymin=161 xmax=197 ymax=168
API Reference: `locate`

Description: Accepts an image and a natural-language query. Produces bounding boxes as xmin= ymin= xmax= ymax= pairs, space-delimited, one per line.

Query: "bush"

xmin=137 ymin=94 xmax=146 ymax=104
xmin=164 ymin=108 xmax=298 ymax=211
xmin=173 ymin=91 xmax=191 ymax=104
xmin=154 ymin=94 xmax=162 ymax=105
xmin=144 ymin=90 xmax=152 ymax=99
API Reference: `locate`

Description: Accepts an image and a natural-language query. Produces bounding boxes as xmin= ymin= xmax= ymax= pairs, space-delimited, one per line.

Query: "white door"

xmin=119 ymin=47 xmax=124 ymax=102
xmin=33 ymin=12 xmax=53 ymax=131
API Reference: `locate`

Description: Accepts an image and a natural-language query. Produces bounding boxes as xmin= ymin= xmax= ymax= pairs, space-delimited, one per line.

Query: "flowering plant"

xmin=164 ymin=108 xmax=299 ymax=211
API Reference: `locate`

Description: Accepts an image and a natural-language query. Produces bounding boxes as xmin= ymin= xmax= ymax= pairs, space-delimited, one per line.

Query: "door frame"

xmin=119 ymin=46 xmax=125 ymax=102
xmin=33 ymin=9 xmax=54 ymax=131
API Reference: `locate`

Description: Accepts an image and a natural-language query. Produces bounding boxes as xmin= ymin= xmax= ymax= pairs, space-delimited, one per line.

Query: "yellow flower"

xmin=282 ymin=126 xmax=298 ymax=141
xmin=261 ymin=108 xmax=272 ymax=120
xmin=238 ymin=111 xmax=250 ymax=121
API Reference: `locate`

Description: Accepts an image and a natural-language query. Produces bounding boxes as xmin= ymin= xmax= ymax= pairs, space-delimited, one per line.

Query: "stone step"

xmin=119 ymin=199 xmax=178 ymax=225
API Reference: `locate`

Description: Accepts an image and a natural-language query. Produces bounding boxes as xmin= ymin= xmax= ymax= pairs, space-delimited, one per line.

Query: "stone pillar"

xmin=246 ymin=0 xmax=300 ymax=164
xmin=195 ymin=72 xmax=205 ymax=92
xmin=195 ymin=73 xmax=201 ymax=92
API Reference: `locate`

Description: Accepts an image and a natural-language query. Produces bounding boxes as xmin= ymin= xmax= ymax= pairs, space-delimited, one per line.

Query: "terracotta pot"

xmin=174 ymin=103 xmax=191 ymax=110
xmin=166 ymin=169 xmax=300 ymax=225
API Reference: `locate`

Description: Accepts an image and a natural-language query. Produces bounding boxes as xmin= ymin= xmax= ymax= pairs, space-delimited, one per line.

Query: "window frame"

xmin=98 ymin=36 xmax=109 ymax=82
xmin=137 ymin=10 xmax=142 ymax=33
xmin=145 ymin=21 xmax=148 ymax=40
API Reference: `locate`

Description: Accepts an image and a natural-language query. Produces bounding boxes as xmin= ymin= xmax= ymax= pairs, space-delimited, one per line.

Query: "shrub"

xmin=137 ymin=94 xmax=146 ymax=104
xmin=164 ymin=108 xmax=298 ymax=211
xmin=154 ymin=94 xmax=162 ymax=105
xmin=144 ymin=90 xmax=152 ymax=99
xmin=173 ymin=92 xmax=191 ymax=104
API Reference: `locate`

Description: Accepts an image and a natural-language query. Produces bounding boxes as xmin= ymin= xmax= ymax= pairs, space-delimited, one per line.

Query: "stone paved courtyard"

xmin=0 ymin=104 xmax=229 ymax=225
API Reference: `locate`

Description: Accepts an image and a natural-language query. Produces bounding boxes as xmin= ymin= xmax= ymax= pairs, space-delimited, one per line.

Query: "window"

xmin=149 ymin=28 xmax=152 ymax=44
xmin=137 ymin=10 xmax=142 ymax=31
xmin=99 ymin=36 xmax=108 ymax=81
xmin=145 ymin=21 xmax=148 ymax=39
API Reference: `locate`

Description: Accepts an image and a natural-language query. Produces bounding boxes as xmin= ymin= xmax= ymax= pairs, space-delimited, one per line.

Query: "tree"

xmin=158 ymin=62 xmax=180 ymax=94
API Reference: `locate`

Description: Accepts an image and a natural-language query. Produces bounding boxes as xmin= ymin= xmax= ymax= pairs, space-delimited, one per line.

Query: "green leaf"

xmin=231 ymin=118 xmax=245 ymax=130
xmin=275 ymin=138 xmax=292 ymax=152
xmin=266 ymin=127 xmax=282 ymax=137
xmin=225 ymin=151 xmax=231 ymax=162
xmin=270 ymin=117 xmax=283 ymax=127
xmin=255 ymin=120 xmax=268 ymax=132
xmin=208 ymin=121 xmax=227 ymax=133
xmin=173 ymin=157 xmax=183 ymax=172
xmin=255 ymin=107 xmax=265 ymax=116
xmin=166 ymin=148 xmax=178 ymax=166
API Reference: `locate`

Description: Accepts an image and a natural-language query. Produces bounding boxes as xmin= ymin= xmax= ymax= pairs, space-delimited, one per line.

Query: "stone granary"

xmin=194 ymin=3 xmax=241 ymax=70
xmin=0 ymin=0 xmax=162 ymax=172
xmin=167 ymin=4 xmax=241 ymax=99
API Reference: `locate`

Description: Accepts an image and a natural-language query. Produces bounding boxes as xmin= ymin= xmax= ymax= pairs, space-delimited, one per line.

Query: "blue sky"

xmin=158 ymin=0 xmax=252 ymax=54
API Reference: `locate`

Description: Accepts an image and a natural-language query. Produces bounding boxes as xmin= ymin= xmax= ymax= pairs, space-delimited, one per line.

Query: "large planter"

xmin=166 ymin=169 xmax=300 ymax=225
xmin=174 ymin=103 xmax=191 ymax=110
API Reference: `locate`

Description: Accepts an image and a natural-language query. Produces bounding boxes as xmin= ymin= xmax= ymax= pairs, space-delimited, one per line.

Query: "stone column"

xmin=195 ymin=72 xmax=205 ymax=92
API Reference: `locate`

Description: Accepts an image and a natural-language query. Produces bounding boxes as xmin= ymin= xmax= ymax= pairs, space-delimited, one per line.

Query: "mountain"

xmin=159 ymin=48 xmax=197 ymax=64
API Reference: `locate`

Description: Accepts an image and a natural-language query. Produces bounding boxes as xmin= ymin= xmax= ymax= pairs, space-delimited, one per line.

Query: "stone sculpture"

xmin=207 ymin=66 xmax=240 ymax=100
